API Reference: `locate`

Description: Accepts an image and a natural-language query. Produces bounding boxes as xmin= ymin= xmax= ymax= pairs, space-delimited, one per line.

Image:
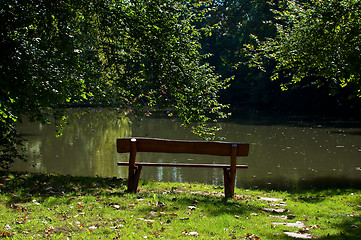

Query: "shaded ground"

xmin=0 ymin=171 xmax=360 ymax=239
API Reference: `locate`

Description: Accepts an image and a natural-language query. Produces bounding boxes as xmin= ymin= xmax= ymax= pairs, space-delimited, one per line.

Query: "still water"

xmin=13 ymin=109 xmax=361 ymax=190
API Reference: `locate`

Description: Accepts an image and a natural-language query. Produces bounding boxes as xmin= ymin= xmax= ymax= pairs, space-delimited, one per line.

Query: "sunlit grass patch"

xmin=0 ymin=171 xmax=360 ymax=239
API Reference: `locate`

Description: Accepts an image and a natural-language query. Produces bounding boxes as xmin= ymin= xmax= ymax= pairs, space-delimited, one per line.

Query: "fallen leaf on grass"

xmin=244 ymin=233 xmax=261 ymax=239
xmin=299 ymin=228 xmax=310 ymax=234
xmin=156 ymin=202 xmax=166 ymax=207
xmin=44 ymin=226 xmax=55 ymax=233
xmin=179 ymin=217 xmax=189 ymax=220
xmin=0 ymin=230 xmax=11 ymax=237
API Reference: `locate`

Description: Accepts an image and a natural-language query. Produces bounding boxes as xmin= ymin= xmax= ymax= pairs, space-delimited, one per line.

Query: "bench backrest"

xmin=117 ymin=138 xmax=249 ymax=157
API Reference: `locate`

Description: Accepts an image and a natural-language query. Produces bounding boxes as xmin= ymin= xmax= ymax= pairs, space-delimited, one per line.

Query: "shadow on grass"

xmin=241 ymin=175 xmax=361 ymax=193
xmin=129 ymin=181 xmax=265 ymax=218
xmin=1 ymin=171 xmax=360 ymax=239
xmin=315 ymin=219 xmax=361 ymax=240
xmin=0 ymin=171 xmax=127 ymax=204
xmin=0 ymin=171 xmax=262 ymax=217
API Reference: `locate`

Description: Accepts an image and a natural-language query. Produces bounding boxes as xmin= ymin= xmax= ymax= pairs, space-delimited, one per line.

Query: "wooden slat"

xmin=117 ymin=162 xmax=248 ymax=168
xmin=117 ymin=138 xmax=249 ymax=157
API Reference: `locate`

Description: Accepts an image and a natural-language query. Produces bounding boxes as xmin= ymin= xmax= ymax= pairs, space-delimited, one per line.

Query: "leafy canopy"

xmin=0 ymin=0 xmax=229 ymax=167
xmin=246 ymin=0 xmax=361 ymax=97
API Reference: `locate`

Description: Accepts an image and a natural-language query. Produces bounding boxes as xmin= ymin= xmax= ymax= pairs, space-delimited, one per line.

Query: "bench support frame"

xmin=117 ymin=138 xmax=249 ymax=198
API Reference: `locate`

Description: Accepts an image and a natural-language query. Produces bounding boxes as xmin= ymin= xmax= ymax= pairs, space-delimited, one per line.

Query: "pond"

xmin=13 ymin=108 xmax=361 ymax=190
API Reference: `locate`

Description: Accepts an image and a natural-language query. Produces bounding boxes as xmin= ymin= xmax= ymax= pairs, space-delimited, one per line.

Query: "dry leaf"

xmin=0 ymin=230 xmax=11 ymax=237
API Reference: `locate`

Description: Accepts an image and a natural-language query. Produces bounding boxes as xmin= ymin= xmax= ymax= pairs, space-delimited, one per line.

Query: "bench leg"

xmin=128 ymin=166 xmax=143 ymax=193
xmin=223 ymin=168 xmax=234 ymax=198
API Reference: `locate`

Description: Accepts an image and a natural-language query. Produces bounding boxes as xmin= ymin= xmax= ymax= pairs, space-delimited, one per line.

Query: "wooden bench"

xmin=116 ymin=137 xmax=249 ymax=198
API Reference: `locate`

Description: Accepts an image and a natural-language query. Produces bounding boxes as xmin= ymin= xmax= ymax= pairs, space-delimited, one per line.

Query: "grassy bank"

xmin=0 ymin=171 xmax=360 ymax=239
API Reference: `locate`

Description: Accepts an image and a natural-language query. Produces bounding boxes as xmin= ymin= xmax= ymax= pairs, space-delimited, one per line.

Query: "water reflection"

xmin=15 ymin=109 xmax=131 ymax=178
xmin=13 ymin=109 xmax=361 ymax=190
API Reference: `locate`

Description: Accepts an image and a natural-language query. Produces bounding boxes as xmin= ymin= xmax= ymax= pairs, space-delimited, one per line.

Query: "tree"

xmin=246 ymin=0 xmax=361 ymax=102
xmin=199 ymin=0 xmax=285 ymax=107
xmin=0 ymin=0 xmax=229 ymax=168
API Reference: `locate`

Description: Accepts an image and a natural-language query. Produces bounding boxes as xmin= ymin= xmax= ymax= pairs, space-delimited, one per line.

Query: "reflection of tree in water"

xmin=15 ymin=109 xmax=131 ymax=178
xmin=16 ymin=110 xmax=361 ymax=190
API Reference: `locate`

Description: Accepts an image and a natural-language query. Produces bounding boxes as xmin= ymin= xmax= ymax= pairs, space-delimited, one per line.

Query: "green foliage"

xmin=0 ymin=0 xmax=228 ymax=167
xmin=246 ymin=0 xmax=361 ymax=98
xmin=199 ymin=0 xmax=282 ymax=106
xmin=0 ymin=113 xmax=24 ymax=169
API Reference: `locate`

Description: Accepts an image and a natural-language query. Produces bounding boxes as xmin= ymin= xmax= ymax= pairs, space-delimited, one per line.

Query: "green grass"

xmin=0 ymin=171 xmax=360 ymax=239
